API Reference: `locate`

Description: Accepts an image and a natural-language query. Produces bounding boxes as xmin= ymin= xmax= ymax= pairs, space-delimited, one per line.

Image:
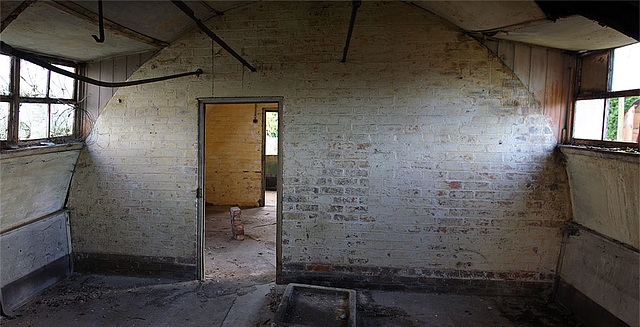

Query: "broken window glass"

xmin=19 ymin=103 xmax=48 ymax=140
xmin=4 ymin=56 xmax=78 ymax=143
xmin=0 ymin=55 xmax=10 ymax=96
xmin=49 ymin=65 xmax=75 ymax=99
xmin=50 ymin=104 xmax=74 ymax=137
xmin=20 ymin=60 xmax=48 ymax=98
xmin=0 ymin=102 xmax=9 ymax=140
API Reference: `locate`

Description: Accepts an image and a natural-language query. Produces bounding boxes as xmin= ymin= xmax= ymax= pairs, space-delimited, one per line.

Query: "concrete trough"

xmin=274 ymin=283 xmax=357 ymax=327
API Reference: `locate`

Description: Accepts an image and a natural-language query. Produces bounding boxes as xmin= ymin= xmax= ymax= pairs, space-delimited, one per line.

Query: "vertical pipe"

xmin=341 ymin=0 xmax=362 ymax=63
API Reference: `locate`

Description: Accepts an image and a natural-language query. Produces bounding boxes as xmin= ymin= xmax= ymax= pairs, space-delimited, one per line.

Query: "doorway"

xmin=197 ymin=97 xmax=282 ymax=283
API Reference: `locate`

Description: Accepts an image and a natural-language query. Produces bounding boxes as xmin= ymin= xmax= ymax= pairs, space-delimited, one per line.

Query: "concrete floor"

xmin=1 ymin=274 xmax=582 ymax=327
xmin=205 ymin=191 xmax=277 ymax=283
xmin=1 ymin=274 xmax=275 ymax=327
xmin=1 ymin=191 xmax=582 ymax=326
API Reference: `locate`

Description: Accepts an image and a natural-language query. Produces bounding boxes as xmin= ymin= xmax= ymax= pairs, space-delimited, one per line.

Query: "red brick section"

xmin=284 ymin=263 xmax=555 ymax=296
xmin=230 ymin=207 xmax=245 ymax=240
xmin=306 ymin=264 xmax=331 ymax=272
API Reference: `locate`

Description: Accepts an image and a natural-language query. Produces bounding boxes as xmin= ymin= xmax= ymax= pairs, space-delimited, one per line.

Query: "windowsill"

xmin=558 ymin=144 xmax=640 ymax=163
xmin=0 ymin=142 xmax=84 ymax=160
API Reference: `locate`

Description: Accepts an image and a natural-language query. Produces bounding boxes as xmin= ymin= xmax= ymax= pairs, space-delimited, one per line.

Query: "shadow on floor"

xmin=1 ymin=192 xmax=582 ymax=327
xmin=1 ymin=273 xmax=582 ymax=327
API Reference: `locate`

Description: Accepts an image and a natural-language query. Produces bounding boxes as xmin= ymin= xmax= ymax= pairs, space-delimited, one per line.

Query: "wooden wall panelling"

xmin=513 ymin=43 xmax=531 ymax=87
xmin=84 ymin=62 xmax=101 ymax=133
xmin=140 ymin=51 xmax=155 ymax=64
xmin=529 ymin=47 xmax=548 ymax=109
xmin=113 ymin=56 xmax=127 ymax=95
xmin=497 ymin=40 xmax=515 ymax=70
xmin=478 ymin=37 xmax=576 ymax=143
xmin=484 ymin=39 xmax=499 ymax=56
xmin=82 ymin=51 xmax=157 ymax=128
xmin=125 ymin=53 xmax=141 ymax=78
xmin=544 ymin=50 xmax=565 ymax=140
xmin=562 ymin=54 xmax=576 ymax=142
xmin=579 ymin=52 xmax=609 ymax=94
xmin=98 ymin=58 xmax=114 ymax=114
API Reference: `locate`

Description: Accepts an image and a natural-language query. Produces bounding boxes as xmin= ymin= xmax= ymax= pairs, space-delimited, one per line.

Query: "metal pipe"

xmin=48 ymin=1 xmax=169 ymax=48
xmin=91 ymin=0 xmax=105 ymax=43
xmin=1 ymin=42 xmax=202 ymax=87
xmin=341 ymin=0 xmax=362 ymax=63
xmin=172 ymin=0 xmax=257 ymax=72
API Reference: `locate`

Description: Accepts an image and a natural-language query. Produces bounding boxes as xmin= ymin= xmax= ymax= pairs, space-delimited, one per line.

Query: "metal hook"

xmin=92 ymin=0 xmax=105 ymax=43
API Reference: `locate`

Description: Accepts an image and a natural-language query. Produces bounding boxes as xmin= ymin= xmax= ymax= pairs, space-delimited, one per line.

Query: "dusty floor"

xmin=1 ymin=274 xmax=274 ymax=327
xmin=1 ymin=274 xmax=582 ymax=327
xmin=355 ymin=290 xmax=582 ymax=327
xmin=2 ymin=192 xmax=583 ymax=326
xmin=205 ymin=191 xmax=277 ymax=282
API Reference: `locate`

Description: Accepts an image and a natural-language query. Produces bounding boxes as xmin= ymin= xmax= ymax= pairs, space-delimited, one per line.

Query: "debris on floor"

xmin=1 ymin=275 xmax=583 ymax=327
xmin=205 ymin=191 xmax=277 ymax=282
xmin=274 ymin=283 xmax=356 ymax=327
xmin=0 ymin=274 xmax=274 ymax=327
xmin=230 ymin=206 xmax=245 ymax=241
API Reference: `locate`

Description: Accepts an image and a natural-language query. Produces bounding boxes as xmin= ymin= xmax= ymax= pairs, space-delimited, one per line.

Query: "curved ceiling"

xmin=1 ymin=0 xmax=637 ymax=63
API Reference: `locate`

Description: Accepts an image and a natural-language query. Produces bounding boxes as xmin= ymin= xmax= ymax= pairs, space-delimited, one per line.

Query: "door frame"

xmin=197 ymin=96 xmax=283 ymax=282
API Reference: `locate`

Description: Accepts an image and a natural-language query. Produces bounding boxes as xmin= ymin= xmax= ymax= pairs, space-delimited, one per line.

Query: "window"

xmin=0 ymin=54 xmax=78 ymax=145
xmin=265 ymin=111 xmax=278 ymax=156
xmin=572 ymin=43 xmax=640 ymax=148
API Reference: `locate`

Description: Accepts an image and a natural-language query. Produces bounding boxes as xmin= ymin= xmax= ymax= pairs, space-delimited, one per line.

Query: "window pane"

xmin=573 ymin=99 xmax=605 ymax=140
xmin=50 ymin=104 xmax=74 ymax=137
xmin=605 ymin=96 xmax=640 ymax=142
xmin=0 ymin=55 xmax=10 ymax=96
xmin=49 ymin=65 xmax=75 ymax=98
xmin=19 ymin=103 xmax=48 ymax=140
xmin=0 ymin=102 xmax=9 ymax=140
xmin=20 ymin=60 xmax=48 ymax=97
xmin=265 ymin=112 xmax=278 ymax=155
xmin=611 ymin=43 xmax=640 ymax=92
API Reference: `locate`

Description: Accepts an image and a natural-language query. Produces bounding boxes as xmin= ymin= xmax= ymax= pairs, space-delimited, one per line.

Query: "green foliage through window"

xmin=266 ymin=112 xmax=278 ymax=137
xmin=606 ymin=96 xmax=640 ymax=141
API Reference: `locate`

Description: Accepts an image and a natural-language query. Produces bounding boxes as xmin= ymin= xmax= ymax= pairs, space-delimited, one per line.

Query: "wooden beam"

xmin=1 ymin=0 xmax=38 ymax=33
xmin=45 ymin=1 xmax=169 ymax=48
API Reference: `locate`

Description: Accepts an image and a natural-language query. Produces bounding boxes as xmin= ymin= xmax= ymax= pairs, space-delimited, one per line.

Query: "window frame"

xmin=570 ymin=47 xmax=640 ymax=149
xmin=0 ymin=53 xmax=81 ymax=147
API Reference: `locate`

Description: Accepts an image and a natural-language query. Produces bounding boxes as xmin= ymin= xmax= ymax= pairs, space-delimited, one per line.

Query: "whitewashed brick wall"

xmin=69 ymin=1 xmax=570 ymax=285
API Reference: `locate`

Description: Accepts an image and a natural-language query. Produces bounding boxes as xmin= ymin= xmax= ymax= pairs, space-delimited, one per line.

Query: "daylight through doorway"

xmin=202 ymin=102 xmax=279 ymax=282
xmin=204 ymin=191 xmax=277 ymax=282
